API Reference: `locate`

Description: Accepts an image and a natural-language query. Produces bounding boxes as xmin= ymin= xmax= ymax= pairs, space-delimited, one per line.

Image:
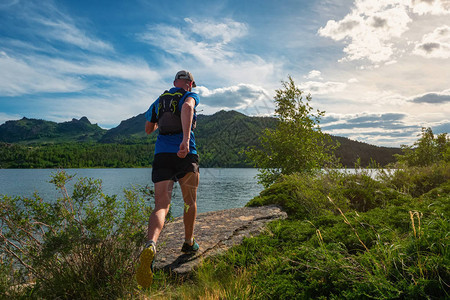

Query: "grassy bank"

xmin=146 ymin=164 xmax=449 ymax=299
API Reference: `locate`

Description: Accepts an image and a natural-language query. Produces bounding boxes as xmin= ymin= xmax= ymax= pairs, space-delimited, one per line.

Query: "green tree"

xmin=396 ymin=127 xmax=449 ymax=166
xmin=246 ymin=76 xmax=338 ymax=187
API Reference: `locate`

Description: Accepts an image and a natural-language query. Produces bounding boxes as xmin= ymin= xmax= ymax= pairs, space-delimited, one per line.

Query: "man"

xmin=136 ymin=70 xmax=200 ymax=288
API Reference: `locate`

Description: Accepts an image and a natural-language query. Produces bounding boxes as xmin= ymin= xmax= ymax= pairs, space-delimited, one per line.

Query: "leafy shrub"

xmin=247 ymin=169 xmax=409 ymax=218
xmin=338 ymin=172 xmax=407 ymax=212
xmin=385 ymin=161 xmax=450 ymax=197
xmin=246 ymin=172 xmax=348 ymax=219
xmin=0 ymin=260 xmax=12 ymax=297
xmin=0 ymin=170 xmax=153 ymax=299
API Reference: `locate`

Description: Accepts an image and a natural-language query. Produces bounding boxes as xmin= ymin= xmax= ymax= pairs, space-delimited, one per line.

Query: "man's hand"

xmin=177 ymin=139 xmax=189 ymax=158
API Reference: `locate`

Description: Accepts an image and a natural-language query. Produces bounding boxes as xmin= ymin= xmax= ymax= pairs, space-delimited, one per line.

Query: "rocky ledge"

xmin=152 ymin=205 xmax=287 ymax=275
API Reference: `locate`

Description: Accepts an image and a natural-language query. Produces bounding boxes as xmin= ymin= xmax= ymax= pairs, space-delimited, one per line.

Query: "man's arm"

xmin=177 ymin=97 xmax=195 ymax=158
xmin=145 ymin=121 xmax=157 ymax=134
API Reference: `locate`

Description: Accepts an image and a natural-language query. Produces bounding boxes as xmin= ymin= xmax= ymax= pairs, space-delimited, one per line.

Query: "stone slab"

xmin=153 ymin=205 xmax=287 ymax=275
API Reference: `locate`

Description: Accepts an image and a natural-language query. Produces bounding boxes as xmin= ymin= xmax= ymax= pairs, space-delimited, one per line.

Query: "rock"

xmin=152 ymin=205 xmax=287 ymax=275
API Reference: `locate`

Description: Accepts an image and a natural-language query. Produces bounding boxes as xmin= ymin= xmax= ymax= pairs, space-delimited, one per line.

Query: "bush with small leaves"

xmin=0 ymin=170 xmax=153 ymax=299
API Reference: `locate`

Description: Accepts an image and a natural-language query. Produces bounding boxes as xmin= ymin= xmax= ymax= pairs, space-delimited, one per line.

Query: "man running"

xmin=136 ymin=70 xmax=200 ymax=288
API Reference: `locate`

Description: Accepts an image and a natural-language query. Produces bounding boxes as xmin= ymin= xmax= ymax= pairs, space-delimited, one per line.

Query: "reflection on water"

xmin=0 ymin=168 xmax=263 ymax=218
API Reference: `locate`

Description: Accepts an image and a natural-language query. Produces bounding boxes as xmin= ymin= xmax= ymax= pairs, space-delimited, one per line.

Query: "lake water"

xmin=0 ymin=168 xmax=263 ymax=218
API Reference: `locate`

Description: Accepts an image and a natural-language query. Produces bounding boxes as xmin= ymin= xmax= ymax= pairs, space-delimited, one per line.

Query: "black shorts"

xmin=152 ymin=153 xmax=199 ymax=183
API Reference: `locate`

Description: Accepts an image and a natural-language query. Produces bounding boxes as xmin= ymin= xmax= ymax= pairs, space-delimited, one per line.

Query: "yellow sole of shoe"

xmin=136 ymin=247 xmax=155 ymax=288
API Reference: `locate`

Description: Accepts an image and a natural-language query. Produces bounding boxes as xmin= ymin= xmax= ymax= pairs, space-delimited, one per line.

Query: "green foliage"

xmin=339 ymin=173 xmax=392 ymax=212
xmin=396 ymin=127 xmax=450 ymax=167
xmin=383 ymin=161 xmax=450 ymax=197
xmin=247 ymin=172 xmax=346 ymax=219
xmin=246 ymin=76 xmax=338 ymax=187
xmin=0 ymin=142 xmax=155 ymax=168
xmin=0 ymin=170 xmax=153 ymax=299
xmin=194 ymin=180 xmax=449 ymax=299
xmin=247 ymin=169 xmax=409 ymax=217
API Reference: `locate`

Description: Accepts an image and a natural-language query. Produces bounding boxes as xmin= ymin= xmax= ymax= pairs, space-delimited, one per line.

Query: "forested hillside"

xmin=333 ymin=136 xmax=402 ymax=166
xmin=0 ymin=117 xmax=106 ymax=143
xmin=0 ymin=111 xmax=401 ymax=168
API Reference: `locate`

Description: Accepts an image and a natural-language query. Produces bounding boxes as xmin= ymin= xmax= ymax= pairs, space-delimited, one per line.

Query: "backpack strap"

xmin=157 ymin=88 xmax=188 ymax=118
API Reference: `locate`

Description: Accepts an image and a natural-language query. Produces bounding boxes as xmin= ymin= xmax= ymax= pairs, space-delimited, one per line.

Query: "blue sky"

xmin=0 ymin=0 xmax=449 ymax=147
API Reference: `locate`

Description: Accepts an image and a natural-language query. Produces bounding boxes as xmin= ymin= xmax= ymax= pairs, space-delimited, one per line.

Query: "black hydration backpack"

xmin=157 ymin=88 xmax=196 ymax=135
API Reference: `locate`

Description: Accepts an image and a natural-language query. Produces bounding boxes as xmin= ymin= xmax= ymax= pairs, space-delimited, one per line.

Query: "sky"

xmin=0 ymin=0 xmax=449 ymax=147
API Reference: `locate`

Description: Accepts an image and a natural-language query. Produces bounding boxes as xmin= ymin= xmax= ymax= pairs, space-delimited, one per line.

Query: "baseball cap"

xmin=175 ymin=70 xmax=196 ymax=87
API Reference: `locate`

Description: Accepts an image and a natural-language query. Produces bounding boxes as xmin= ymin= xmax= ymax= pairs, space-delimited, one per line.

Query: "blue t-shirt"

xmin=145 ymin=87 xmax=200 ymax=155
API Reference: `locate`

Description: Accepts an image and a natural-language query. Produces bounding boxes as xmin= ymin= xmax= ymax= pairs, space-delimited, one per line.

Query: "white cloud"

xmin=0 ymin=51 xmax=85 ymax=96
xmin=184 ymin=18 xmax=248 ymax=44
xmin=44 ymin=57 xmax=160 ymax=84
xmin=410 ymin=89 xmax=450 ymax=103
xmin=34 ymin=17 xmax=114 ymax=52
xmin=11 ymin=1 xmax=114 ymax=53
xmin=318 ymin=1 xmax=412 ymax=63
xmin=0 ymin=50 xmax=161 ymax=97
xmin=304 ymin=70 xmax=323 ymax=79
xmin=139 ymin=18 xmax=278 ymax=87
xmin=140 ymin=18 xmax=248 ymax=65
xmin=140 ymin=23 xmax=234 ymax=65
xmin=298 ymin=80 xmax=347 ymax=95
xmin=196 ymin=84 xmax=271 ymax=109
xmin=385 ymin=60 xmax=398 ymax=65
xmin=414 ymin=25 xmax=450 ymax=58
xmin=320 ymin=111 xmax=423 ymax=146
xmin=410 ymin=0 xmax=450 ymax=15
xmin=317 ymin=0 xmax=450 ymax=63
xmin=315 ymin=0 xmax=450 ymax=135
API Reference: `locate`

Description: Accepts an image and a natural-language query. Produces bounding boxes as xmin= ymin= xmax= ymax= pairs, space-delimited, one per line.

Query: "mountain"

xmin=99 ymin=113 xmax=147 ymax=143
xmin=0 ymin=117 xmax=106 ymax=143
xmin=333 ymin=136 xmax=402 ymax=167
xmin=195 ymin=110 xmax=278 ymax=167
xmin=0 ymin=111 xmax=402 ymax=167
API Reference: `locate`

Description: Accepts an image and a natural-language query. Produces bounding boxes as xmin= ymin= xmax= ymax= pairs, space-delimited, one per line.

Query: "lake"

xmin=0 ymin=168 xmax=263 ymax=218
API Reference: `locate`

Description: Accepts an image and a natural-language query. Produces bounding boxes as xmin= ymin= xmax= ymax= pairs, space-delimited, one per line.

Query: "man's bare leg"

xmin=146 ymin=180 xmax=173 ymax=243
xmin=179 ymin=172 xmax=199 ymax=244
xmin=137 ymin=180 xmax=173 ymax=288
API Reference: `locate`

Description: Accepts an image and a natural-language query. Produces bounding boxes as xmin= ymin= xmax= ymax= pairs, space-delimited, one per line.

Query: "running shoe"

xmin=136 ymin=243 xmax=155 ymax=288
xmin=181 ymin=239 xmax=199 ymax=253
